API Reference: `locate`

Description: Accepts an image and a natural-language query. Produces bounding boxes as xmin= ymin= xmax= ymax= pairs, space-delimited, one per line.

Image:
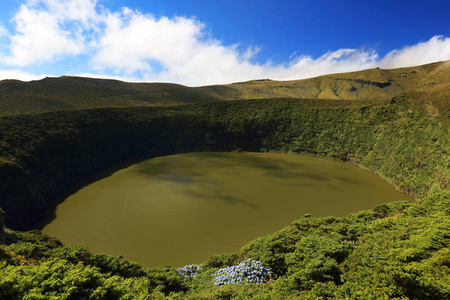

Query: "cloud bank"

xmin=0 ymin=0 xmax=449 ymax=86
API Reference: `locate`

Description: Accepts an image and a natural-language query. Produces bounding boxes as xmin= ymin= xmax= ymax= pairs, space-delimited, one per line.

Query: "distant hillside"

xmin=0 ymin=61 xmax=449 ymax=115
xmin=0 ymin=77 xmax=220 ymax=115
xmin=198 ymin=61 xmax=450 ymax=100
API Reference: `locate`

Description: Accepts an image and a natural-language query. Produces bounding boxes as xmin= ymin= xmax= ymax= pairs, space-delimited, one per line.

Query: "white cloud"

xmin=92 ymin=10 xmax=206 ymax=74
xmin=83 ymin=7 xmax=450 ymax=85
xmin=90 ymin=9 xmax=381 ymax=85
xmin=0 ymin=25 xmax=7 ymax=38
xmin=379 ymin=35 xmax=450 ymax=68
xmin=0 ymin=0 xmax=94 ymax=66
xmin=271 ymin=48 xmax=379 ymax=80
xmin=0 ymin=69 xmax=47 ymax=81
xmin=23 ymin=0 xmax=98 ymax=26
xmin=73 ymin=72 xmax=142 ymax=83
xmin=10 ymin=6 xmax=83 ymax=65
xmin=0 ymin=1 xmax=449 ymax=86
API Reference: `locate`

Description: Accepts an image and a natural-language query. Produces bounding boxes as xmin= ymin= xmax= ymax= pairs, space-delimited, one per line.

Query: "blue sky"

xmin=0 ymin=0 xmax=449 ymax=86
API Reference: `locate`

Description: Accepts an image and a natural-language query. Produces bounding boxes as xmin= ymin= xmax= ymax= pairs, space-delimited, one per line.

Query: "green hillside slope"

xmin=198 ymin=61 xmax=450 ymax=100
xmin=0 ymin=77 xmax=221 ymax=115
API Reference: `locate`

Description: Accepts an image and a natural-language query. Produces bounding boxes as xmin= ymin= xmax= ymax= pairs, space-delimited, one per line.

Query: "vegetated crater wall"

xmin=0 ymin=98 xmax=448 ymax=229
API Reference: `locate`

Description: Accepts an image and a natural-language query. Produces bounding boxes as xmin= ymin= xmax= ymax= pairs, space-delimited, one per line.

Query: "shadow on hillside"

xmin=32 ymin=153 xmax=170 ymax=231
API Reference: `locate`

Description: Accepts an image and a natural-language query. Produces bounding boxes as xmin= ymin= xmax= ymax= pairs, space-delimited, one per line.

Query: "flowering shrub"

xmin=176 ymin=264 xmax=202 ymax=279
xmin=212 ymin=259 xmax=272 ymax=286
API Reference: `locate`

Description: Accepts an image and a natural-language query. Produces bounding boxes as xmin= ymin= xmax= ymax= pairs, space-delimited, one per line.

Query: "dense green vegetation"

xmin=0 ymin=92 xmax=449 ymax=298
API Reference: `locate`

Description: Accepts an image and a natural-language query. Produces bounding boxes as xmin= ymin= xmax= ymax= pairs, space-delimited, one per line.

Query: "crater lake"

xmin=41 ymin=152 xmax=414 ymax=267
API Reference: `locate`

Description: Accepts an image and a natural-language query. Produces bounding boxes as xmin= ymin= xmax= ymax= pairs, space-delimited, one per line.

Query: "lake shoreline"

xmin=40 ymin=151 xmax=414 ymax=267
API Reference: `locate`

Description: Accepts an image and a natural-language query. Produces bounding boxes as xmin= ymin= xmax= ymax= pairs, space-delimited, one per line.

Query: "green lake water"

xmin=41 ymin=152 xmax=413 ymax=267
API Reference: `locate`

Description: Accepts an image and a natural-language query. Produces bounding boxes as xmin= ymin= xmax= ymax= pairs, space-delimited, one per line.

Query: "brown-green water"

xmin=42 ymin=152 xmax=413 ymax=267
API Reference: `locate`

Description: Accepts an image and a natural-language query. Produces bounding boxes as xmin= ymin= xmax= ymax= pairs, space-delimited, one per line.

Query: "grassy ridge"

xmin=0 ymin=76 xmax=220 ymax=115
xmin=197 ymin=62 xmax=444 ymax=101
